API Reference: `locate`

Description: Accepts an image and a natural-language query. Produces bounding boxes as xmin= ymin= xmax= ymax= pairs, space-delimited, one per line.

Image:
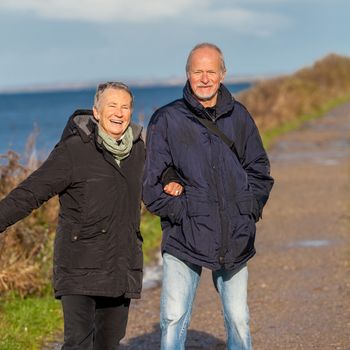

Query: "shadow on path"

xmin=119 ymin=323 xmax=226 ymax=350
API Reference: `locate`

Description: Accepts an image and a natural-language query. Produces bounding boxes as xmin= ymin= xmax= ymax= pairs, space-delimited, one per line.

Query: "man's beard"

xmin=194 ymin=90 xmax=218 ymax=101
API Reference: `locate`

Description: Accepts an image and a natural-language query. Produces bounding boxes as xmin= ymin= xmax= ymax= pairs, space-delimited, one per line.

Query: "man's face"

xmin=187 ymin=47 xmax=225 ymax=107
xmin=93 ymin=88 xmax=132 ymax=140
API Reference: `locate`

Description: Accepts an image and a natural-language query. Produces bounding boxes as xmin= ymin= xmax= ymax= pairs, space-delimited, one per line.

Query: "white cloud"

xmin=232 ymin=0 xmax=290 ymax=3
xmin=0 ymin=0 xmax=204 ymax=22
xmin=0 ymin=0 xmax=291 ymax=36
xmin=197 ymin=8 xmax=291 ymax=36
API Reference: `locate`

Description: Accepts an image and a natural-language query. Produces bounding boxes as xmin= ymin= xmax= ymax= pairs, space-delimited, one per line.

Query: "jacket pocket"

xmin=186 ymin=199 xmax=211 ymax=217
xmin=55 ymin=221 xmax=107 ymax=269
xmin=236 ymin=191 xmax=261 ymax=222
xmin=71 ymin=216 xmax=109 ymax=241
xmin=182 ymin=198 xmax=215 ymax=255
xmin=236 ymin=191 xmax=255 ymax=216
xmin=227 ymin=191 xmax=257 ymax=259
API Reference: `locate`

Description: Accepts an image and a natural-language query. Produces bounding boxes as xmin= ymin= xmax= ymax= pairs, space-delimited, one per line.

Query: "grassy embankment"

xmin=1 ymin=53 xmax=350 ymax=349
xmin=0 ymin=291 xmax=62 ymax=350
xmin=237 ymin=53 xmax=350 ymax=147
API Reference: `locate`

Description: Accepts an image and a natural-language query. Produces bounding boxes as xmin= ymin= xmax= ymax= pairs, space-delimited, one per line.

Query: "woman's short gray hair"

xmin=94 ymin=82 xmax=134 ymax=109
xmin=185 ymin=42 xmax=226 ymax=74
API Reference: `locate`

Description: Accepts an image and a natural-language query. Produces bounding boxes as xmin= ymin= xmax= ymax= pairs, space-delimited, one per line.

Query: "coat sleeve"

xmin=142 ymin=111 xmax=185 ymax=224
xmin=0 ymin=141 xmax=72 ymax=233
xmin=241 ymin=115 xmax=274 ymax=221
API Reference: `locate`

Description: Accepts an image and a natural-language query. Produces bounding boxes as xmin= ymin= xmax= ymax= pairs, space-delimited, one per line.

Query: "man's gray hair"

xmin=93 ymin=82 xmax=134 ymax=109
xmin=185 ymin=43 xmax=226 ymax=74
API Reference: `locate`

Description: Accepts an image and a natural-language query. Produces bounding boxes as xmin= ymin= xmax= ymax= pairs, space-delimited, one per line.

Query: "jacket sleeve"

xmin=241 ymin=115 xmax=274 ymax=221
xmin=0 ymin=141 xmax=72 ymax=233
xmin=160 ymin=166 xmax=183 ymax=187
xmin=142 ymin=111 xmax=185 ymax=224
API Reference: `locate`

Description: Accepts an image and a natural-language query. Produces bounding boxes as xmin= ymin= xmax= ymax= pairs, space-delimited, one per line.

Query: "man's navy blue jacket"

xmin=143 ymin=82 xmax=274 ymax=271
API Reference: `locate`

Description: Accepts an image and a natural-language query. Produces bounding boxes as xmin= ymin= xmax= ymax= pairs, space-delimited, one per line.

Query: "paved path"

xmin=47 ymin=102 xmax=350 ymax=349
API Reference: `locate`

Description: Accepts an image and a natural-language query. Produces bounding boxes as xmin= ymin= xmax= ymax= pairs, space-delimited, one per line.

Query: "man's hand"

xmin=163 ymin=182 xmax=184 ymax=196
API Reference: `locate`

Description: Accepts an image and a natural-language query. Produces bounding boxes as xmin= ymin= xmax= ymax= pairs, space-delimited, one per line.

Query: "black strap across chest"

xmin=191 ymin=110 xmax=241 ymax=161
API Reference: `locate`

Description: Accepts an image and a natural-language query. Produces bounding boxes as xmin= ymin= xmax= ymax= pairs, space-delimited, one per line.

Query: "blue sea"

xmin=0 ymin=82 xmax=250 ymax=157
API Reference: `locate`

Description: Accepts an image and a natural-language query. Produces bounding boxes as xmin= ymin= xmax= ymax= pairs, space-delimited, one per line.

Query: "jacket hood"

xmin=60 ymin=109 xmax=143 ymax=143
xmin=183 ymin=81 xmax=235 ymax=120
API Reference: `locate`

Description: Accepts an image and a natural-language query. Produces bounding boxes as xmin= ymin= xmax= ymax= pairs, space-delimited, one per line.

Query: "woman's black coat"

xmin=0 ymin=110 xmax=145 ymax=299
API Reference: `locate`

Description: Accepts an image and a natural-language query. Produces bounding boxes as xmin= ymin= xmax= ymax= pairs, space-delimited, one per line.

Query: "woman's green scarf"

xmin=98 ymin=125 xmax=133 ymax=165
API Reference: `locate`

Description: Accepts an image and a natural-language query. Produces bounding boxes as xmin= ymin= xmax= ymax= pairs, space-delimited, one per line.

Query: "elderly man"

xmin=0 ymin=82 xmax=182 ymax=350
xmin=143 ymin=43 xmax=274 ymax=349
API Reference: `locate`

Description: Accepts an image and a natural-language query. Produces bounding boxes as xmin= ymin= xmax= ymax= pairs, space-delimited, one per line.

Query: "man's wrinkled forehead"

xmin=187 ymin=46 xmax=226 ymax=74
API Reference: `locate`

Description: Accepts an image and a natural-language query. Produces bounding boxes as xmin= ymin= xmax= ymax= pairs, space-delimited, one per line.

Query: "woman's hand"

xmin=163 ymin=182 xmax=184 ymax=197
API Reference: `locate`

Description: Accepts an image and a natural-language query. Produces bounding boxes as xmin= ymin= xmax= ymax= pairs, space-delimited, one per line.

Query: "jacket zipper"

xmin=203 ymin=108 xmax=228 ymax=266
xmin=208 ymin=122 xmax=227 ymax=267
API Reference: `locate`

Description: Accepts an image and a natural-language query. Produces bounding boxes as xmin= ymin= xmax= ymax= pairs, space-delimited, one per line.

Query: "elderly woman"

xmin=0 ymin=82 xmax=182 ymax=349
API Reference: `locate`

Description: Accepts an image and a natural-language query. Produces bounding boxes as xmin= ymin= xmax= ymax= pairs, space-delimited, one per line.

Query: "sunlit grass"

xmin=0 ymin=291 xmax=63 ymax=350
xmin=141 ymin=210 xmax=162 ymax=264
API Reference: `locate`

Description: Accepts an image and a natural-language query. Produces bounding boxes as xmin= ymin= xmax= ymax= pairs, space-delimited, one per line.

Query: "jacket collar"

xmin=95 ymin=122 xmax=143 ymax=146
xmin=61 ymin=109 xmax=143 ymax=144
xmin=183 ymin=80 xmax=235 ymax=120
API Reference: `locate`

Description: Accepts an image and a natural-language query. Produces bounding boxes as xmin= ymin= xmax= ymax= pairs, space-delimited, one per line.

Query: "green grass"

xmin=0 ymin=291 xmax=63 ymax=350
xmin=141 ymin=210 xmax=162 ymax=264
xmin=261 ymin=94 xmax=350 ymax=148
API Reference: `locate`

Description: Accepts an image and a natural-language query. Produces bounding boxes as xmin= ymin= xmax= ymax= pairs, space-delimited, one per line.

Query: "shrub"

xmin=0 ymin=143 xmax=58 ymax=296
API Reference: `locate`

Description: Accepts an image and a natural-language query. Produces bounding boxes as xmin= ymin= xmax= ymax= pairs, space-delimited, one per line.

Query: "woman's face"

xmin=93 ymin=88 xmax=132 ymax=140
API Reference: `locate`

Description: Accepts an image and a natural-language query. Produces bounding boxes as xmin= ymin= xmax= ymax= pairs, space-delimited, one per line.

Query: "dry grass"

xmin=0 ymin=144 xmax=58 ymax=296
xmin=237 ymin=53 xmax=350 ymax=133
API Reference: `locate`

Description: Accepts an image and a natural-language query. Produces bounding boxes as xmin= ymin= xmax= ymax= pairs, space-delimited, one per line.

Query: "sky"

xmin=0 ymin=0 xmax=349 ymax=90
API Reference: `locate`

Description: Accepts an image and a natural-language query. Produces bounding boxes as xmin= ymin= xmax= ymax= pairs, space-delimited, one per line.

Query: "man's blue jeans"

xmin=160 ymin=253 xmax=252 ymax=350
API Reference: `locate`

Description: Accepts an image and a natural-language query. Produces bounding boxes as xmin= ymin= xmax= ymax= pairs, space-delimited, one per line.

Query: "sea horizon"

xmin=0 ymin=73 xmax=275 ymax=95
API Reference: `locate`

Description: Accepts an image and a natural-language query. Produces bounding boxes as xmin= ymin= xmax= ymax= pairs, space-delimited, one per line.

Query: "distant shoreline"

xmin=0 ymin=74 xmax=278 ymax=95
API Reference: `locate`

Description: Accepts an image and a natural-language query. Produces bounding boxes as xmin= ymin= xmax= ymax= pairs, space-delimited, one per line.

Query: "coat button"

xmin=73 ymin=235 xmax=78 ymax=241
xmin=101 ymin=229 xmax=107 ymax=233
